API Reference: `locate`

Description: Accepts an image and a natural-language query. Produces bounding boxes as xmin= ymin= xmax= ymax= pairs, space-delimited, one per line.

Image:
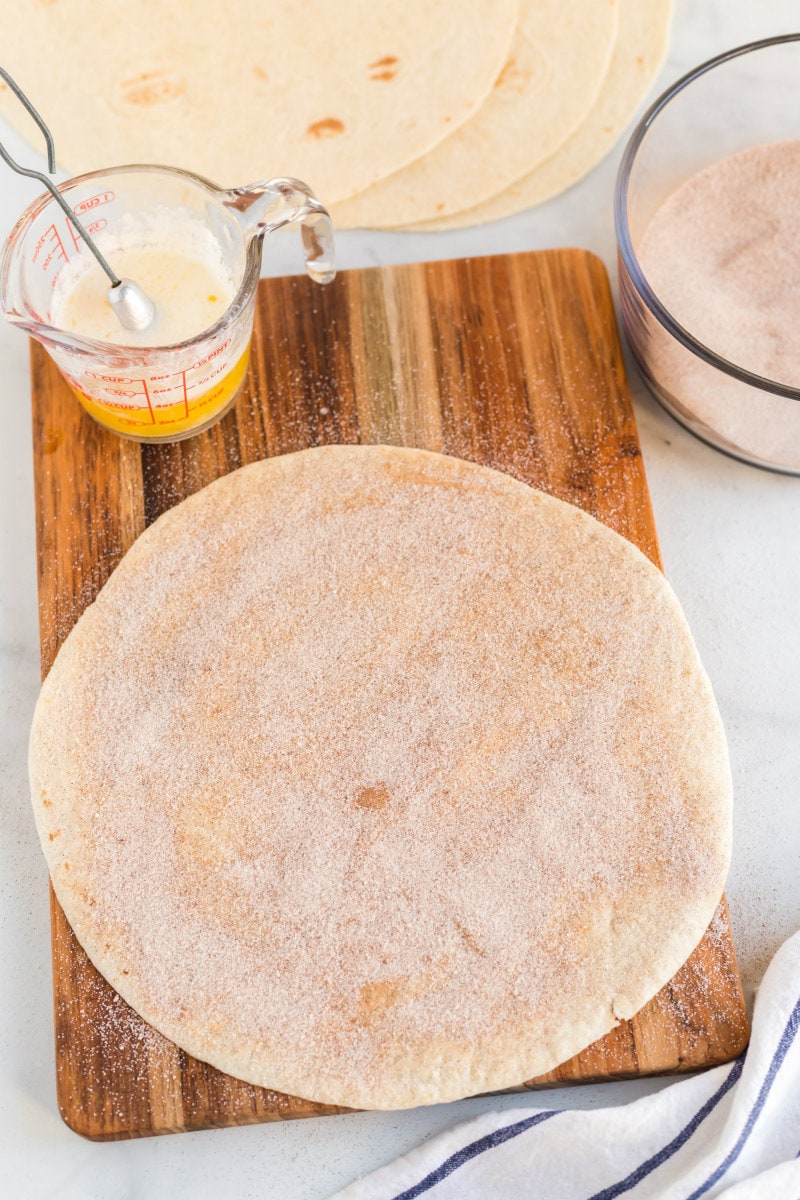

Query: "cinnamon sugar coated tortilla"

xmin=29 ymin=446 xmax=731 ymax=1109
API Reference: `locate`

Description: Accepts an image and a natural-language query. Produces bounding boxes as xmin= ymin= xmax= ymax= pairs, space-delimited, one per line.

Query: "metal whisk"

xmin=0 ymin=67 xmax=156 ymax=333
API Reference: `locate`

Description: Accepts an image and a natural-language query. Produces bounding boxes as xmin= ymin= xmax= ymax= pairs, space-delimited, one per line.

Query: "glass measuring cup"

xmin=0 ymin=165 xmax=334 ymax=441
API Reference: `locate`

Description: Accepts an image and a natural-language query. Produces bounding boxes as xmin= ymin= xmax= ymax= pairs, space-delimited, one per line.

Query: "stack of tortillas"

xmin=30 ymin=446 xmax=731 ymax=1109
xmin=1 ymin=0 xmax=671 ymax=229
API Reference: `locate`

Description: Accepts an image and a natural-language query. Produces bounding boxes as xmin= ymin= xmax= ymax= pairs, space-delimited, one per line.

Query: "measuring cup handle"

xmin=223 ymin=177 xmax=335 ymax=285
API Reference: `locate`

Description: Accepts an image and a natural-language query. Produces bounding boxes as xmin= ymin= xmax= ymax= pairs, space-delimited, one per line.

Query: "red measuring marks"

xmin=179 ymin=372 xmax=189 ymax=418
xmin=30 ymin=215 xmax=111 ymax=280
xmin=151 ymin=339 xmax=235 ymax=416
xmin=153 ymin=370 xmax=191 ymax=417
xmin=86 ymin=372 xmax=157 ymax=422
xmin=152 ymin=368 xmax=189 ymax=416
xmin=65 ymin=218 xmax=108 ymax=254
xmin=73 ymin=191 xmax=115 ymax=217
xmin=32 ymin=223 xmax=69 ymax=273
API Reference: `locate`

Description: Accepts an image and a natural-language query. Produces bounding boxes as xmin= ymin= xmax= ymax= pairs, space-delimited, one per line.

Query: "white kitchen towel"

xmin=331 ymin=931 xmax=800 ymax=1200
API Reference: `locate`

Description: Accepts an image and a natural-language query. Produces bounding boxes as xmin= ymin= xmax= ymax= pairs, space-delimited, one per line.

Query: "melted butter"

xmin=53 ymin=246 xmax=235 ymax=347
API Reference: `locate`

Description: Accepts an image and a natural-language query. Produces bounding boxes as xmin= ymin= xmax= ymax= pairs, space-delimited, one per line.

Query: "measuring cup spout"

xmin=223 ymin=178 xmax=335 ymax=285
xmin=1 ymin=303 xmax=89 ymax=354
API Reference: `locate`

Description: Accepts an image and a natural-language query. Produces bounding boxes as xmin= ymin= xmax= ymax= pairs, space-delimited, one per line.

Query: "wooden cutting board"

xmin=30 ymin=249 xmax=749 ymax=1141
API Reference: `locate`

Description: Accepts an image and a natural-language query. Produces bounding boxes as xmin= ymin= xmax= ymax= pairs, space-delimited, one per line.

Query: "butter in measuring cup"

xmin=52 ymin=214 xmax=235 ymax=347
xmin=46 ymin=208 xmax=251 ymax=440
xmin=2 ymin=165 xmax=335 ymax=444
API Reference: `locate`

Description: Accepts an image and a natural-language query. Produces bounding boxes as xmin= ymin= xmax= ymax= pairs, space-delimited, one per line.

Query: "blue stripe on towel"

xmin=685 ymin=992 xmax=800 ymax=1199
xmin=391 ymin=1110 xmax=561 ymax=1200
xmin=585 ymin=1058 xmax=744 ymax=1200
xmin=388 ymin=985 xmax=800 ymax=1200
xmin=390 ymin=1057 xmax=743 ymax=1200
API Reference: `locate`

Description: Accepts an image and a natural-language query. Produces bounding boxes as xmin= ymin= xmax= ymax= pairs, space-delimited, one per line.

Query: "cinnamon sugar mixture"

xmin=30 ymin=447 xmax=730 ymax=1108
xmin=638 ymin=140 xmax=800 ymax=462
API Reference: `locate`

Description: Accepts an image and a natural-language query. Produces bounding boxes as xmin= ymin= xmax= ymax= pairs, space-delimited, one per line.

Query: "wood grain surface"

xmin=30 ymin=249 xmax=749 ymax=1140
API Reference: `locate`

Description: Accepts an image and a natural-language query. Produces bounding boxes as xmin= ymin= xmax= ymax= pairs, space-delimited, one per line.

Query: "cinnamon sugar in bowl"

xmin=616 ymin=36 xmax=800 ymax=475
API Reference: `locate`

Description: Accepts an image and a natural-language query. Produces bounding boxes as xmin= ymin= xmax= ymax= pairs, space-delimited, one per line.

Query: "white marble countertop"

xmin=1 ymin=2 xmax=798 ymax=1196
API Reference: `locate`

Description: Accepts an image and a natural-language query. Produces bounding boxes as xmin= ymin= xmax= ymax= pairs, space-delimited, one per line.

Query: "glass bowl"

xmin=615 ymin=35 xmax=800 ymax=475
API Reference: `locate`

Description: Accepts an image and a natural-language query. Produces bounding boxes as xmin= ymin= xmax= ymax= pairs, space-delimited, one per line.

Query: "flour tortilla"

xmin=30 ymin=445 xmax=731 ymax=1110
xmin=331 ymin=0 xmax=619 ymax=228
xmin=409 ymin=0 xmax=672 ymax=231
xmin=0 ymin=0 xmax=517 ymax=204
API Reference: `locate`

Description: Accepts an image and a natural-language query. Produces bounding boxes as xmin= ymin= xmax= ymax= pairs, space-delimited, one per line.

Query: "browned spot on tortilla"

xmin=357 ymin=970 xmax=440 ymax=1021
xmin=358 ymin=978 xmax=401 ymax=1018
xmin=49 ymin=830 xmax=61 ymax=841
xmin=493 ymin=56 xmax=531 ymax=96
xmin=495 ymin=57 xmax=513 ymax=87
xmin=355 ymin=784 xmax=390 ymax=811
xmin=436 ymin=203 xmax=445 ymax=212
xmin=117 ymin=72 xmax=187 ymax=108
xmin=454 ymin=919 xmax=485 ymax=956
xmin=252 ymin=65 xmax=268 ymax=82
xmin=306 ymin=117 xmax=345 ymax=140
xmin=369 ymin=55 xmax=399 ymax=81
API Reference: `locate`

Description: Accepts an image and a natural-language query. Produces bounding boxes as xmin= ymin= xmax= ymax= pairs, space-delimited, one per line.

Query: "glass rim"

xmin=614 ymin=33 xmax=800 ymax=404
xmin=0 ymin=162 xmax=261 ymax=362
